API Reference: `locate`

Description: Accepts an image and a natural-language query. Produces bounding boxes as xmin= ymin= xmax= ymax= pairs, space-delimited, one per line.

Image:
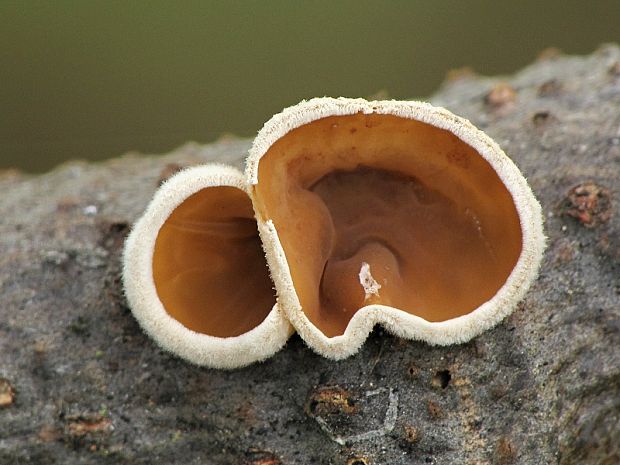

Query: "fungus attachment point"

xmin=123 ymin=165 xmax=292 ymax=369
xmin=248 ymin=98 xmax=545 ymax=357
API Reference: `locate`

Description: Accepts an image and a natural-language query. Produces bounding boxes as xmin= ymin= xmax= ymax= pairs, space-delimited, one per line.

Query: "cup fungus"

xmin=123 ymin=98 xmax=545 ymax=367
xmin=123 ymin=164 xmax=292 ymax=369
xmin=247 ymin=98 xmax=545 ymax=359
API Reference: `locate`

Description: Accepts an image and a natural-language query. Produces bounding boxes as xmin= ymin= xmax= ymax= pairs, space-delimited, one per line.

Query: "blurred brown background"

xmin=2 ymin=0 xmax=619 ymax=173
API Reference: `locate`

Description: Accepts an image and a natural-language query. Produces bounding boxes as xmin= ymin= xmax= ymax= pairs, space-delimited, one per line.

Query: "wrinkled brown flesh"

xmin=253 ymin=113 xmax=523 ymax=337
xmin=152 ymin=186 xmax=275 ymax=337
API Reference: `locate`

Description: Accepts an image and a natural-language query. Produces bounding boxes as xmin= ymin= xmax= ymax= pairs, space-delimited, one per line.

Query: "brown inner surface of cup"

xmin=152 ymin=186 xmax=276 ymax=337
xmin=253 ymin=112 xmax=523 ymax=337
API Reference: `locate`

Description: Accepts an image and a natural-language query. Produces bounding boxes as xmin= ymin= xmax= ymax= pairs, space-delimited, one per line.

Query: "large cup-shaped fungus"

xmin=247 ymin=98 xmax=545 ymax=359
xmin=123 ymin=165 xmax=292 ymax=369
xmin=123 ymin=98 xmax=545 ymax=366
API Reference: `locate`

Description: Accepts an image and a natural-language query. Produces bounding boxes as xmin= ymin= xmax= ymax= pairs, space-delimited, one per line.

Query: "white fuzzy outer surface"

xmin=247 ymin=97 xmax=546 ymax=360
xmin=122 ymin=164 xmax=293 ymax=369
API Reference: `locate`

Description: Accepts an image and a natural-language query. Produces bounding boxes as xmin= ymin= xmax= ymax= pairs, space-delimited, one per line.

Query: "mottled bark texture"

xmin=1 ymin=45 xmax=619 ymax=465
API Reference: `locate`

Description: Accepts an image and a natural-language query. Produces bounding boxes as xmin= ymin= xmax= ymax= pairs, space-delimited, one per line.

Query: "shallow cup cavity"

xmin=123 ymin=165 xmax=292 ymax=369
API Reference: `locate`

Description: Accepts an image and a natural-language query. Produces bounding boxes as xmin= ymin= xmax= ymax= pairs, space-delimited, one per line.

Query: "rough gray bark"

xmin=1 ymin=45 xmax=619 ymax=465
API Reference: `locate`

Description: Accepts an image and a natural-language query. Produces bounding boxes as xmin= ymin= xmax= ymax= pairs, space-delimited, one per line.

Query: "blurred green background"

xmin=2 ymin=1 xmax=619 ymax=173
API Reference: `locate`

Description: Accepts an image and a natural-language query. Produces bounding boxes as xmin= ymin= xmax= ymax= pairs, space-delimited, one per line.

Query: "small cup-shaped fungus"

xmin=247 ymin=98 xmax=545 ymax=359
xmin=123 ymin=165 xmax=292 ymax=368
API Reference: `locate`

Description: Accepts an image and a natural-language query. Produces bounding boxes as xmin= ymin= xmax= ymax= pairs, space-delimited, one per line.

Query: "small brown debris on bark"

xmin=427 ymin=400 xmax=443 ymax=419
xmin=485 ymin=83 xmax=516 ymax=110
xmin=609 ymin=61 xmax=620 ymax=76
xmin=402 ymin=424 xmax=420 ymax=444
xmin=306 ymin=385 xmax=358 ymax=417
xmin=562 ymin=181 xmax=612 ymax=228
xmin=0 ymin=378 xmax=15 ymax=407
xmin=65 ymin=414 xmax=112 ymax=437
